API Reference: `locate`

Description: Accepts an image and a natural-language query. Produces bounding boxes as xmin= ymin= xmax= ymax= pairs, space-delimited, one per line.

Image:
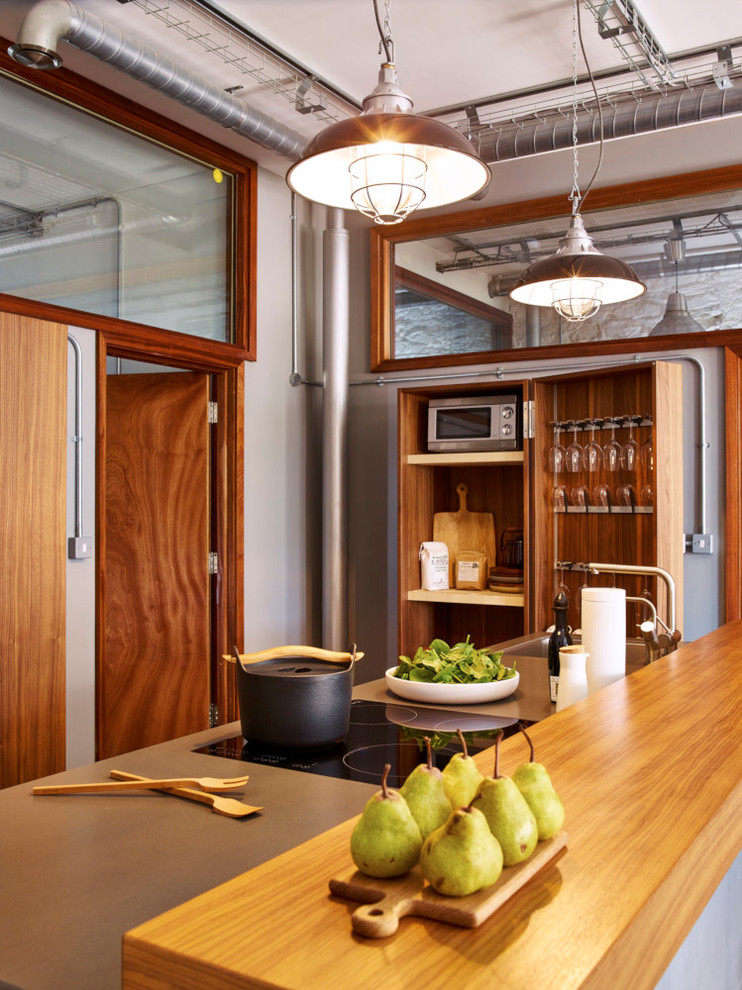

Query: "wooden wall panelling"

xmin=653 ymin=362 xmax=684 ymax=634
xmin=0 ymin=313 xmax=66 ymax=786
xmin=725 ymin=348 xmax=742 ymax=621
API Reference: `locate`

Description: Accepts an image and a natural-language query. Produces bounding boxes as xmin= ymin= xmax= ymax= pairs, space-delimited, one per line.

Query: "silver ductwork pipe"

xmin=631 ymin=249 xmax=742 ymax=281
xmin=10 ymin=3 xmax=742 ymax=169
xmin=9 ymin=0 xmax=307 ymax=161
xmin=477 ymin=82 xmax=742 ymax=162
xmin=322 ymin=210 xmax=350 ymax=651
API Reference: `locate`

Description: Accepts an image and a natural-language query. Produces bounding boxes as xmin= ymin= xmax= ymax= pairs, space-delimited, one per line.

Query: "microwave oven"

xmin=427 ymin=395 xmax=521 ymax=453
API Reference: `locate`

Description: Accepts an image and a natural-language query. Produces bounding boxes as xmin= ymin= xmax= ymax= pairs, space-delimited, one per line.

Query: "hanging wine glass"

xmin=620 ymin=416 xmax=640 ymax=471
xmin=602 ymin=417 xmax=621 ymax=472
xmin=576 ymin=568 xmax=591 ymax=619
xmin=553 ymin=562 xmax=570 ymax=604
xmin=584 ymin=419 xmax=603 ymax=472
xmin=565 ymin=422 xmax=585 ymax=473
xmin=641 ymin=433 xmax=654 ymax=473
xmin=591 ymin=483 xmax=611 ymax=508
xmin=549 ymin=424 xmax=567 ymax=474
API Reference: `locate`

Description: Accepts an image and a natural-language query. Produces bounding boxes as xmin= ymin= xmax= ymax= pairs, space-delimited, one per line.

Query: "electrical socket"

xmin=68 ymin=537 xmax=93 ymax=559
xmin=686 ymin=533 xmax=714 ymax=554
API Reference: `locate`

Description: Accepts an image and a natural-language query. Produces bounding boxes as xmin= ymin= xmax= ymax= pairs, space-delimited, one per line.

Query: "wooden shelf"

xmin=407 ymin=451 xmax=524 ymax=466
xmin=407 ymin=588 xmax=525 ymax=607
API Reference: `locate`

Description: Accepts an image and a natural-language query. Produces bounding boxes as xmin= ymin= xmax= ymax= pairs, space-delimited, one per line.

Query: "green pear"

xmin=471 ymin=731 xmax=538 ymax=866
xmin=350 ymin=764 xmax=422 ymax=877
xmin=400 ymin=737 xmax=452 ymax=840
xmin=512 ymin=726 xmax=565 ymax=840
xmin=420 ymin=804 xmax=503 ymax=896
xmin=442 ymin=729 xmax=484 ymax=809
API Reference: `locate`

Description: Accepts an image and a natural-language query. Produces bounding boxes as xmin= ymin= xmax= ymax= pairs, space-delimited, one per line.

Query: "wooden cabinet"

xmin=397 ymin=362 xmax=683 ymax=659
xmin=397 ymin=383 xmax=531 ymax=660
xmin=531 ymin=361 xmax=684 ymax=637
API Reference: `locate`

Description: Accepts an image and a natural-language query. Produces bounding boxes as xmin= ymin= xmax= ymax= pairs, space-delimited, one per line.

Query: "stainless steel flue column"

xmin=322 ymin=209 xmax=350 ymax=650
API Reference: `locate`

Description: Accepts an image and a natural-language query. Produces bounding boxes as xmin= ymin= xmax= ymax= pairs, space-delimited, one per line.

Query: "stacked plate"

xmin=487 ymin=566 xmax=524 ymax=594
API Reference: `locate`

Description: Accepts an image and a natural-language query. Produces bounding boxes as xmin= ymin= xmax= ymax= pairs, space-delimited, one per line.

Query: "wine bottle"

xmin=548 ymin=591 xmax=572 ymax=704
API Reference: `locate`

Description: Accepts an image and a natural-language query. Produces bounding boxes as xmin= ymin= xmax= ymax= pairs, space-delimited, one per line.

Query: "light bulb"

xmin=348 ymin=142 xmax=427 ymax=224
xmin=551 ymin=278 xmax=603 ymax=322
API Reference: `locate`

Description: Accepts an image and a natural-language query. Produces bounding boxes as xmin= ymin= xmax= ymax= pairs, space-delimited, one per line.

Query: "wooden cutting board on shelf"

xmin=330 ymin=831 xmax=567 ymax=938
xmin=433 ymin=482 xmax=497 ymax=585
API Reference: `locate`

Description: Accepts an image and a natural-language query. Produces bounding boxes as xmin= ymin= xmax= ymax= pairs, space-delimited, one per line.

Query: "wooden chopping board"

xmin=433 ymin=482 xmax=497 ymax=585
xmin=329 ymin=831 xmax=567 ymax=938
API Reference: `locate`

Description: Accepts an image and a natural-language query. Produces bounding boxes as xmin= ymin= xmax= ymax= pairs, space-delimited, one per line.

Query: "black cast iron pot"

xmin=230 ymin=645 xmax=362 ymax=750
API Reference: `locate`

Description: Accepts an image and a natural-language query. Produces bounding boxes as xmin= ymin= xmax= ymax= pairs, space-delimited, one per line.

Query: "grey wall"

xmin=65 ymin=325 xmax=97 ymax=767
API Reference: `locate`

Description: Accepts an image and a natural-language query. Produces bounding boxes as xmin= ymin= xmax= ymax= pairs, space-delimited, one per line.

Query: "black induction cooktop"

xmin=194 ymin=699 xmax=529 ymax=786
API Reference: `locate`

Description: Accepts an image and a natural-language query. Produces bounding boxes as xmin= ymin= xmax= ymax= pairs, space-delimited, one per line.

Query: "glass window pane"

xmin=0 ymin=73 xmax=233 ymax=342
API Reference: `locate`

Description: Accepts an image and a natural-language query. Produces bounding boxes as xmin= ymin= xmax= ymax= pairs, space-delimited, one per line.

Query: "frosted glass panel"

xmin=0 ymin=74 xmax=233 ymax=342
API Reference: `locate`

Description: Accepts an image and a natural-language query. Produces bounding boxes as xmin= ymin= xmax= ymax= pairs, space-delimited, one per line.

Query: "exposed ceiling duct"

xmin=7 ymin=0 xmax=742 ymax=174
xmin=469 ymin=81 xmax=742 ymax=163
xmin=8 ymin=0 xmax=307 ymax=161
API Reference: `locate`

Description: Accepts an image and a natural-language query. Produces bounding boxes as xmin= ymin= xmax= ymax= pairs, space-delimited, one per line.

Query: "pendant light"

xmin=649 ymin=233 xmax=705 ymax=335
xmin=286 ymin=0 xmax=490 ymax=224
xmin=509 ymin=0 xmax=645 ymax=321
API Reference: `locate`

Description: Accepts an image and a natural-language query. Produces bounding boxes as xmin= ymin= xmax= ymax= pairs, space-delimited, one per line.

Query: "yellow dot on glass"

xmin=213 ymin=168 xmax=223 ymax=184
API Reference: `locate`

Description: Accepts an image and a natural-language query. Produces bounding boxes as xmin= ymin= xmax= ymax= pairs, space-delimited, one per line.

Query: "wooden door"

xmin=100 ymin=372 xmax=211 ymax=758
xmin=0 ymin=313 xmax=66 ymax=787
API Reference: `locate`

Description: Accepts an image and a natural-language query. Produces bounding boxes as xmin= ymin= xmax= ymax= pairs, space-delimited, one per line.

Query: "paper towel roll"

xmin=581 ymin=587 xmax=626 ymax=693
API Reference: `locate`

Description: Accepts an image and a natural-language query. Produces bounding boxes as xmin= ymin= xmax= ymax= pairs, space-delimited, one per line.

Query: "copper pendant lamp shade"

xmin=286 ymin=96 xmax=491 ymax=224
xmin=510 ymin=215 xmax=646 ymax=322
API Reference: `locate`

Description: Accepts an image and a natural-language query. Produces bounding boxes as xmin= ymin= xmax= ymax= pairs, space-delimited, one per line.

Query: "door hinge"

xmin=522 ymin=400 xmax=535 ymax=439
xmin=208 ymin=702 xmax=219 ymax=728
xmin=208 ymin=551 xmax=219 ymax=574
xmin=208 ymin=401 xmax=218 ymax=424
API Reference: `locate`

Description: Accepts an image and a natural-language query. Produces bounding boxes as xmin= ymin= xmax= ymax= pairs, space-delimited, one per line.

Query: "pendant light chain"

xmin=373 ymin=0 xmax=395 ymax=64
xmin=568 ymin=0 xmax=582 ymax=216
xmin=575 ymin=0 xmax=604 ymax=212
xmin=509 ymin=0 xmax=645 ymax=318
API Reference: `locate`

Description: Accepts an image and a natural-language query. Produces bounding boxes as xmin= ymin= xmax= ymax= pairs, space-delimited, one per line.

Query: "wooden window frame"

xmin=371 ymin=164 xmax=742 ymax=373
xmin=0 ymin=38 xmax=257 ymax=363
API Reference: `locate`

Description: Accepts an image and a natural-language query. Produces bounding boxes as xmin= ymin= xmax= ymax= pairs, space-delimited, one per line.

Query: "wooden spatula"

xmin=109 ymin=771 xmax=263 ymax=818
xmin=32 ymin=774 xmax=249 ymax=795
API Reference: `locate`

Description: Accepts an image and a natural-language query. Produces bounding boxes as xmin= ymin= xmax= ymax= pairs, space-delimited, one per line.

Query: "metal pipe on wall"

xmin=67 ymin=333 xmax=83 ymax=541
xmin=322 ymin=209 xmax=350 ymax=650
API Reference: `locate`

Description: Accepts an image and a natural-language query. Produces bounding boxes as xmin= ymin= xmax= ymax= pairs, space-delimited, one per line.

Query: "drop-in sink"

xmin=496 ymin=632 xmax=647 ymax=672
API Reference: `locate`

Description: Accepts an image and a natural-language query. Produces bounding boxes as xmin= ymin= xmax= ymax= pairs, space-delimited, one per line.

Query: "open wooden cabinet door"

xmin=99 ymin=372 xmax=211 ymax=759
xmin=0 ymin=313 xmax=66 ymax=786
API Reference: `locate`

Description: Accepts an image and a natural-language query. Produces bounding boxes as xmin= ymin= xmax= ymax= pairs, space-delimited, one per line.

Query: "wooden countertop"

xmin=122 ymin=622 xmax=742 ymax=990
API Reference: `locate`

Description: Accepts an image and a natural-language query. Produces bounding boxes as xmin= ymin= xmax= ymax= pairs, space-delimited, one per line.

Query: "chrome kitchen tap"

xmin=587 ymin=562 xmax=681 ymax=661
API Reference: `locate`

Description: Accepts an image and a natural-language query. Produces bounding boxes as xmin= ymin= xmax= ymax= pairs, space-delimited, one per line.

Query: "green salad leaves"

xmin=393 ymin=635 xmax=517 ymax=685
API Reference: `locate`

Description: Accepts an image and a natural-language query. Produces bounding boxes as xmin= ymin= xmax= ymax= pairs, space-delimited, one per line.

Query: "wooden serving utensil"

xmin=109 ymin=771 xmax=263 ymax=818
xmin=33 ymin=774 xmax=250 ymax=795
xmin=224 ymin=644 xmax=363 ymax=667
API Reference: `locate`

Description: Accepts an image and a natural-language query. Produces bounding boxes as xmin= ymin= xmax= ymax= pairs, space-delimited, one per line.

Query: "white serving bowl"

xmin=384 ymin=667 xmax=520 ymax=705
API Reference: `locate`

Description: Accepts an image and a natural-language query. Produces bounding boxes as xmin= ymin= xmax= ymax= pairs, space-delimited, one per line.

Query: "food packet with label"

xmin=419 ymin=541 xmax=449 ymax=590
